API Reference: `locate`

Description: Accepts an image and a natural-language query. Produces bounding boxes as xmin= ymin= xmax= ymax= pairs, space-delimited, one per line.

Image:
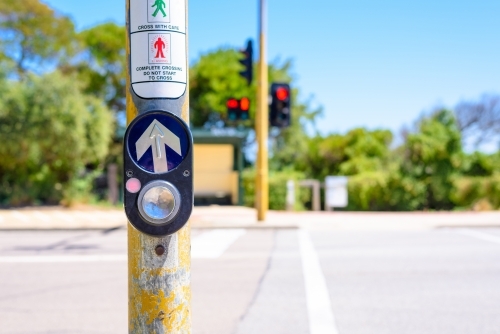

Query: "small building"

xmin=192 ymin=128 xmax=247 ymax=205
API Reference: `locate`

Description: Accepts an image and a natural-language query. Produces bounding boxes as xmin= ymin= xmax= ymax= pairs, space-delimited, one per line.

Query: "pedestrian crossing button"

xmin=138 ymin=181 xmax=181 ymax=225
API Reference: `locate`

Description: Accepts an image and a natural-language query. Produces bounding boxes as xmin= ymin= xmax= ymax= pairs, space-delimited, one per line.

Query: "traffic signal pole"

xmin=256 ymin=0 xmax=269 ymax=221
xmin=126 ymin=0 xmax=191 ymax=332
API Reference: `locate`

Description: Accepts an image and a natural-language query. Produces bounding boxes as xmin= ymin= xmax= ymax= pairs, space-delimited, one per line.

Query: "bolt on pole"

xmin=256 ymin=0 xmax=269 ymax=221
xmin=125 ymin=0 xmax=191 ymax=332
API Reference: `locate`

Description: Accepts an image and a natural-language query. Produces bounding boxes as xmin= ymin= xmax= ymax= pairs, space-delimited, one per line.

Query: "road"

xmin=0 ymin=226 xmax=500 ymax=333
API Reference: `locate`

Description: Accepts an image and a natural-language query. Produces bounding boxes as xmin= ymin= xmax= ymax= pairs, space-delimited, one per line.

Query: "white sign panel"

xmin=130 ymin=0 xmax=187 ymax=99
xmin=325 ymin=176 xmax=348 ymax=208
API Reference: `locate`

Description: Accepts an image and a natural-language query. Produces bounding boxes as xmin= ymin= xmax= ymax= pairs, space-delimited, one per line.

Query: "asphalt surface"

xmin=0 ymin=226 xmax=499 ymax=333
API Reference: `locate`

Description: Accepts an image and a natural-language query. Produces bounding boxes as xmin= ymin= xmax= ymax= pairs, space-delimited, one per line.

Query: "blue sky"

xmin=43 ymin=0 xmax=500 ymax=137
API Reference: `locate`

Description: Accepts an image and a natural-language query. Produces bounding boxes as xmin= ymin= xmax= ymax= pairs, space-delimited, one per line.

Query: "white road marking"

xmin=191 ymin=229 xmax=246 ymax=259
xmin=0 ymin=254 xmax=126 ymax=263
xmin=11 ymin=211 xmax=29 ymax=223
xmin=298 ymin=229 xmax=339 ymax=334
xmin=456 ymin=229 xmax=500 ymax=245
xmin=1 ymin=229 xmax=247 ymax=263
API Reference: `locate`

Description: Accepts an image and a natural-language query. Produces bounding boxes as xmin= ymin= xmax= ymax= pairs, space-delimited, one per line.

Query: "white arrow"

xmin=135 ymin=119 xmax=182 ymax=173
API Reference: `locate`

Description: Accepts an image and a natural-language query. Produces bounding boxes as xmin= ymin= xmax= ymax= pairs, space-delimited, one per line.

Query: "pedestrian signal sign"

xmin=129 ymin=0 xmax=186 ymax=98
xmin=126 ymin=112 xmax=190 ymax=174
xmin=149 ymin=34 xmax=171 ymax=64
xmin=151 ymin=0 xmax=168 ymax=18
xmin=148 ymin=0 xmax=170 ymax=23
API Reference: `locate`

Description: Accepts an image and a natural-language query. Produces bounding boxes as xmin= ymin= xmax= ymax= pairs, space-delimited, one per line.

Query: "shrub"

xmin=242 ymin=168 xmax=309 ymax=210
xmin=0 ymin=72 xmax=113 ymax=206
xmin=451 ymin=175 xmax=500 ymax=210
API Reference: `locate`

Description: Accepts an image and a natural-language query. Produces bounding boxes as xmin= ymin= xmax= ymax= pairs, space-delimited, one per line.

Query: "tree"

xmin=293 ymin=128 xmax=392 ymax=181
xmin=0 ymin=71 xmax=113 ymax=205
xmin=455 ymin=94 xmax=500 ymax=149
xmin=400 ymin=109 xmax=464 ymax=210
xmin=62 ymin=23 xmax=127 ymax=117
xmin=266 ymin=59 xmax=322 ymax=170
xmin=189 ymin=48 xmax=254 ymax=127
xmin=0 ymin=0 xmax=76 ymax=76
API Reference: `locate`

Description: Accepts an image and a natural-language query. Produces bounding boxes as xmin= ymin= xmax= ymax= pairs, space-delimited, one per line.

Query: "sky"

xmin=42 ymin=0 xmax=500 ymax=137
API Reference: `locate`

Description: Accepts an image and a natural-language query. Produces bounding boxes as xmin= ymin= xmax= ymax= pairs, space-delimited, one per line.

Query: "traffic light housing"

xmin=270 ymin=83 xmax=291 ymax=127
xmin=239 ymin=97 xmax=250 ymax=120
xmin=226 ymin=97 xmax=250 ymax=121
xmin=239 ymin=40 xmax=253 ymax=86
xmin=227 ymin=98 xmax=239 ymax=121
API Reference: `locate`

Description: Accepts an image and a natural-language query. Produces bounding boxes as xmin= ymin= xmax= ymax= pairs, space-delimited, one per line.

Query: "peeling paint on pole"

xmin=126 ymin=0 xmax=191 ymax=331
xmin=128 ymin=226 xmax=191 ymax=333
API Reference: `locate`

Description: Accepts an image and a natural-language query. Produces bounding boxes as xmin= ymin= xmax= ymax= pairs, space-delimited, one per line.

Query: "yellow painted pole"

xmin=126 ymin=0 xmax=191 ymax=332
xmin=256 ymin=0 xmax=269 ymax=221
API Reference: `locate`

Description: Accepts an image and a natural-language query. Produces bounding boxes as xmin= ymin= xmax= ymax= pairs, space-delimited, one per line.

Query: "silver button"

xmin=138 ymin=181 xmax=181 ymax=225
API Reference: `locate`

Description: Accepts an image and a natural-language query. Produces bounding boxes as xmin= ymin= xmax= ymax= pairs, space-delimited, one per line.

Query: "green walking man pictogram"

xmin=152 ymin=0 xmax=167 ymax=18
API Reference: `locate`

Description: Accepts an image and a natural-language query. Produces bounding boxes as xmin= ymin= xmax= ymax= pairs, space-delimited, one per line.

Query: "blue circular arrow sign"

xmin=126 ymin=112 xmax=191 ymax=174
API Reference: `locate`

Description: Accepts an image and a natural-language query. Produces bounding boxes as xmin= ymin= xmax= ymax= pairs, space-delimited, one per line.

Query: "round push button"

xmin=142 ymin=186 xmax=176 ymax=220
xmin=137 ymin=181 xmax=181 ymax=225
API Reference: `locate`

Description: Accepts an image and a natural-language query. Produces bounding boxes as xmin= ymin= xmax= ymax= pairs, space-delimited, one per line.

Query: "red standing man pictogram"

xmin=154 ymin=37 xmax=166 ymax=59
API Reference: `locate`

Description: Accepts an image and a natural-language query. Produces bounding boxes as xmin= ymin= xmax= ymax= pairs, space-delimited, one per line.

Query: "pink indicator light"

xmin=126 ymin=178 xmax=142 ymax=194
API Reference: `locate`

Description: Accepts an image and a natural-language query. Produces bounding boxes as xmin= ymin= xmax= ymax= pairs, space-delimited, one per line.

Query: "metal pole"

xmin=312 ymin=181 xmax=321 ymax=212
xmin=256 ymin=0 xmax=269 ymax=221
xmin=286 ymin=180 xmax=295 ymax=211
xmin=126 ymin=0 xmax=191 ymax=332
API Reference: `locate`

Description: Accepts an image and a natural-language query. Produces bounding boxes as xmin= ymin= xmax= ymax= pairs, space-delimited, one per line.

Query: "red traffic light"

xmin=226 ymin=98 xmax=239 ymax=109
xmin=270 ymin=83 xmax=291 ymax=128
xmin=240 ymin=97 xmax=250 ymax=111
xmin=276 ymin=87 xmax=289 ymax=101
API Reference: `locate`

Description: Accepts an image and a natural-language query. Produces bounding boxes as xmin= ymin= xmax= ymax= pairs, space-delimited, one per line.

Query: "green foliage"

xmin=400 ymin=110 xmax=464 ymax=210
xmin=340 ymin=129 xmax=393 ymax=175
xmin=344 ymin=171 xmax=428 ymax=212
xmin=287 ymin=109 xmax=499 ymax=211
xmin=268 ymin=61 xmax=323 ymax=172
xmin=451 ymin=175 xmax=500 ymax=210
xmin=346 ymin=172 xmax=390 ymax=211
xmin=385 ymin=174 xmax=427 ymax=211
xmin=189 ymin=48 xmax=254 ymax=126
xmin=462 ymin=152 xmax=500 ymax=176
xmin=62 ymin=170 xmax=104 ymax=206
xmin=242 ymin=168 xmax=309 ymax=210
xmin=63 ymin=23 xmax=126 ymax=115
xmin=189 ymin=48 xmax=321 ymax=141
xmin=0 ymin=0 xmax=76 ymax=76
xmin=270 ymin=96 xmax=322 ymax=171
xmin=0 ymin=72 xmax=113 ymax=206
xmin=294 ymin=128 xmax=393 ymax=182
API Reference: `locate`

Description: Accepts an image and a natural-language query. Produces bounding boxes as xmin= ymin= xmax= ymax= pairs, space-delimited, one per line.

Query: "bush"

xmin=242 ymin=168 xmax=309 ymax=210
xmin=347 ymin=172 xmax=390 ymax=211
xmin=451 ymin=175 xmax=500 ymax=210
xmin=0 ymin=72 xmax=113 ymax=206
xmin=346 ymin=171 xmax=428 ymax=211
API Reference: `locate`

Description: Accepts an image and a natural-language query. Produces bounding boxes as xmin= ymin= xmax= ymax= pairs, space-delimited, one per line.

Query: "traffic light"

xmin=226 ymin=97 xmax=251 ymax=121
xmin=239 ymin=40 xmax=253 ymax=86
xmin=270 ymin=83 xmax=291 ymax=127
xmin=227 ymin=98 xmax=240 ymax=121
xmin=239 ymin=97 xmax=250 ymax=120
